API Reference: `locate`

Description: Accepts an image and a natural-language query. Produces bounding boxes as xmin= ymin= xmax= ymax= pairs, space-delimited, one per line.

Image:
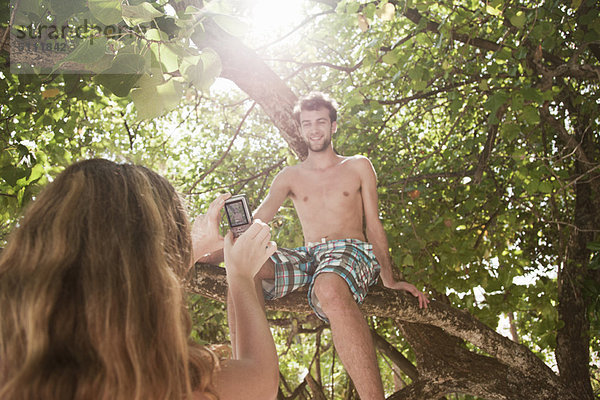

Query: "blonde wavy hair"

xmin=0 ymin=159 xmax=218 ymax=400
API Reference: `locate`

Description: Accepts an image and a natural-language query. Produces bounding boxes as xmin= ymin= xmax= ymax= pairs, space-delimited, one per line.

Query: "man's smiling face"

xmin=299 ymin=107 xmax=337 ymax=153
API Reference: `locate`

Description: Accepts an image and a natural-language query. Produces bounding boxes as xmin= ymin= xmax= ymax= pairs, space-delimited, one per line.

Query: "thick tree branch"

xmin=188 ymin=262 xmax=563 ymax=389
xmin=192 ymin=20 xmax=307 ymax=159
xmin=390 ymin=322 xmax=578 ymax=400
xmin=371 ymin=330 xmax=419 ymax=381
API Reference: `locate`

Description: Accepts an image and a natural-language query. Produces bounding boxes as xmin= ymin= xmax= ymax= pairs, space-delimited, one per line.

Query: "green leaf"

xmin=146 ymin=29 xmax=180 ymax=73
xmin=194 ymin=48 xmax=221 ymax=91
xmin=1 ymin=166 xmax=29 ymax=187
xmin=587 ymin=242 xmax=600 ymax=252
xmin=509 ymin=11 xmax=526 ymax=29
xmin=520 ymin=87 xmax=543 ymax=103
xmin=131 ymin=79 xmax=183 ymax=120
xmin=94 ymin=53 xmax=146 ymax=97
xmin=58 ymin=37 xmax=107 ymax=66
xmin=345 ymin=1 xmax=360 ymax=14
xmin=538 ymin=181 xmax=553 ymax=194
xmin=88 ymin=0 xmax=123 ymax=26
xmin=50 ymin=0 xmax=87 ymax=18
xmin=521 ymin=106 xmax=540 ymax=125
xmin=27 ymin=163 xmax=45 ymax=183
xmin=525 ymin=180 xmax=539 ymax=194
xmin=122 ymin=2 xmax=164 ymax=26
xmin=382 ymin=51 xmax=399 ymax=65
xmin=211 ymin=14 xmax=248 ymax=37
xmin=13 ymin=0 xmax=44 ymax=24
xmin=496 ymin=47 xmax=512 ymax=61
xmin=502 ymin=122 xmax=520 ymax=141
xmin=484 ymin=91 xmax=509 ymax=113
xmin=485 ymin=5 xmax=502 ymax=16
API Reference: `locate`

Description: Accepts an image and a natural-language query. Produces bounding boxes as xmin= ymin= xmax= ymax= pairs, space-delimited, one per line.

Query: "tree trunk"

xmin=555 ymin=127 xmax=599 ymax=399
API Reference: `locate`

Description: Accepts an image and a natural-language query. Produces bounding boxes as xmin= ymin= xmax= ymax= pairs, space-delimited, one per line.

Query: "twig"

xmin=1 ymin=0 xmax=19 ymax=52
xmin=186 ymin=158 xmax=286 ymax=196
xmin=256 ymin=10 xmax=333 ymax=52
xmin=187 ymin=102 xmax=257 ymax=194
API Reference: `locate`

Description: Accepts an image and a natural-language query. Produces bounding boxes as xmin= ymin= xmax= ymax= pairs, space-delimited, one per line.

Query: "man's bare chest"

xmin=288 ymin=170 xmax=362 ymax=204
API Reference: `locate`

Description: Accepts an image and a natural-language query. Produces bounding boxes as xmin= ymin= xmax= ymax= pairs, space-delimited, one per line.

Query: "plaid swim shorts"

xmin=261 ymin=239 xmax=381 ymax=322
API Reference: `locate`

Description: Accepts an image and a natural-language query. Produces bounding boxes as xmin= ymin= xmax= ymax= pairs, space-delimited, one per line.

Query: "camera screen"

xmin=225 ymin=200 xmax=249 ymax=227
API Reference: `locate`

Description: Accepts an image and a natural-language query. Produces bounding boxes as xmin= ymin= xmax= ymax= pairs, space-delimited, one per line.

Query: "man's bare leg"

xmin=313 ymin=273 xmax=385 ymax=400
xmin=228 ymin=259 xmax=274 ymax=359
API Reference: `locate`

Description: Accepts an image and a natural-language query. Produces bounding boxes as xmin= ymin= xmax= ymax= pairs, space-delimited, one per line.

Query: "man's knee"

xmin=312 ymin=273 xmax=354 ymax=312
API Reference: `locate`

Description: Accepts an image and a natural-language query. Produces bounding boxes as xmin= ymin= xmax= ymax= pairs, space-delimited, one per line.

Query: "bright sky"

xmin=245 ymin=0 xmax=306 ymax=41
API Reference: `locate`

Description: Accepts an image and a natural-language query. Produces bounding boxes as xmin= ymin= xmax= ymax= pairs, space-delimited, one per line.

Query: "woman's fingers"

xmin=265 ymin=240 xmax=277 ymax=258
xmin=224 ymin=221 xmax=276 ymax=279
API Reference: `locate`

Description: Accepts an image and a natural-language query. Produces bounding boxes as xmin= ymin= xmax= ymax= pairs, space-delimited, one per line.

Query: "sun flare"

xmin=246 ymin=0 xmax=305 ymax=40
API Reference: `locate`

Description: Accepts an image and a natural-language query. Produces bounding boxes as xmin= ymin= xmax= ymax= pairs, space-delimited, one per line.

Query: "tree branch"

xmin=187 ymin=102 xmax=257 ymax=194
xmin=473 ymin=103 xmax=509 ymax=184
xmin=193 ymin=20 xmax=307 ymax=159
xmin=188 ymin=263 xmax=563 ymax=387
xmin=371 ymin=330 xmax=418 ymax=381
xmin=389 ymin=322 xmax=578 ymax=400
xmin=539 ymin=103 xmax=591 ymax=166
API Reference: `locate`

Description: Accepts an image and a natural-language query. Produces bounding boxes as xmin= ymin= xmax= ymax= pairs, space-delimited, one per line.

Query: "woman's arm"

xmin=213 ymin=221 xmax=279 ymax=400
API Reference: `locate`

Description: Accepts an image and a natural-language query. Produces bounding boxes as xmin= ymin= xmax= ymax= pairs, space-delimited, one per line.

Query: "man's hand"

xmin=224 ymin=220 xmax=277 ymax=280
xmin=191 ymin=193 xmax=231 ymax=263
xmin=382 ymin=277 xmax=430 ymax=309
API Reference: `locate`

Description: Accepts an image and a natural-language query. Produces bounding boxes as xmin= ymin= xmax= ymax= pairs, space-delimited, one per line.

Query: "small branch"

xmin=284 ymin=377 xmax=308 ymax=400
xmin=120 ymin=112 xmax=135 ymax=150
xmin=187 ymin=102 xmax=257 ymax=194
xmin=1 ymin=0 xmax=19 ymax=52
xmin=371 ymin=330 xmax=419 ymax=381
xmin=304 ymin=372 xmax=328 ymax=400
xmin=256 ymin=10 xmax=334 ymax=52
xmin=275 ymin=58 xmax=363 ymax=77
xmin=186 ymin=158 xmax=286 ymax=196
xmin=539 ymin=103 xmax=591 ymax=166
xmin=387 ymin=170 xmax=473 ymax=186
xmin=372 ymin=75 xmax=490 ymax=106
xmin=473 ymin=103 xmax=509 ymax=184
xmin=473 ymin=208 xmax=501 ymax=250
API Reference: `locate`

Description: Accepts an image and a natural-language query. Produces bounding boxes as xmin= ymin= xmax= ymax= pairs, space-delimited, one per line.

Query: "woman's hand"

xmin=191 ymin=193 xmax=231 ymax=263
xmin=224 ymin=219 xmax=277 ymax=280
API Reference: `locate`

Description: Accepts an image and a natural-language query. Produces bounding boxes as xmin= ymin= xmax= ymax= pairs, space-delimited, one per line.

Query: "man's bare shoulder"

xmin=343 ymin=155 xmax=375 ymax=170
xmin=276 ymin=164 xmax=302 ymax=180
xmin=270 ymin=165 xmax=303 ymax=193
xmin=346 ymin=154 xmax=371 ymax=163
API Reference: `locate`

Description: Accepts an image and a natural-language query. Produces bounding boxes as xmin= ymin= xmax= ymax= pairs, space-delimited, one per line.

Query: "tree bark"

xmin=391 ymin=322 xmax=577 ymax=400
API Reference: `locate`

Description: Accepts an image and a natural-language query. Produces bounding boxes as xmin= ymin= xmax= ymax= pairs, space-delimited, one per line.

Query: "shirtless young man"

xmin=245 ymin=92 xmax=429 ymax=399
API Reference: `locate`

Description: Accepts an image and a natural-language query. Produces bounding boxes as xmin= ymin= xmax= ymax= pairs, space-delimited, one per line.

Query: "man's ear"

xmin=331 ymin=121 xmax=338 ymax=134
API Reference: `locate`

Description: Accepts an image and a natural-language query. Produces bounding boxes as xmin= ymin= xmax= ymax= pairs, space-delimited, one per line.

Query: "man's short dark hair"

xmin=293 ymin=92 xmax=338 ymax=123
